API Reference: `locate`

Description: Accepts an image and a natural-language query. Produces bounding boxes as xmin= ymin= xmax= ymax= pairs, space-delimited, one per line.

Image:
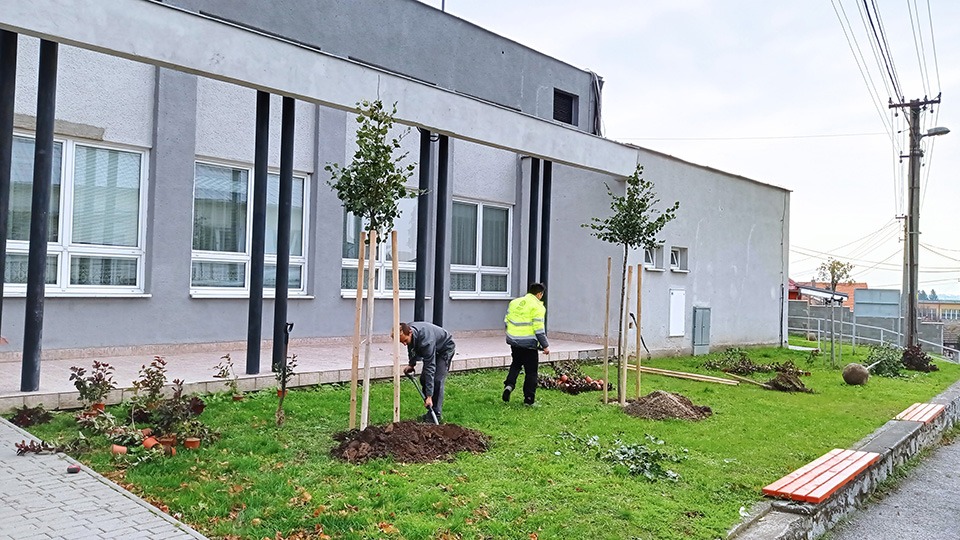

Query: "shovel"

xmin=405 ymin=372 xmax=439 ymax=425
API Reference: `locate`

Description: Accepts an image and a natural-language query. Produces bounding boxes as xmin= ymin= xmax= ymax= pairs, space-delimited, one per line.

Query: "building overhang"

xmin=0 ymin=0 xmax=642 ymax=177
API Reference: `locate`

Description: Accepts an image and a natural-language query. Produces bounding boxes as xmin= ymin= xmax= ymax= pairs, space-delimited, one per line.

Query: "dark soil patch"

xmin=330 ymin=420 xmax=490 ymax=464
xmin=766 ymin=372 xmax=813 ymax=393
xmin=623 ymin=390 xmax=712 ymax=421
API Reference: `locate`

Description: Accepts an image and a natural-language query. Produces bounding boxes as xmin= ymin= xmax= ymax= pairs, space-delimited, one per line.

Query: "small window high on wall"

xmin=553 ymin=89 xmax=579 ymax=126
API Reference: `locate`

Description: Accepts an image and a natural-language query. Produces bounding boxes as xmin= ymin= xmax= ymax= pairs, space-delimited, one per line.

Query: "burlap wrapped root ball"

xmin=842 ymin=363 xmax=869 ymax=385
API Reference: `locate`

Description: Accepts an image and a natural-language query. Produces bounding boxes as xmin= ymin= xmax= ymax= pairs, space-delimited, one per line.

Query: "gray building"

xmin=0 ymin=0 xmax=789 ymax=372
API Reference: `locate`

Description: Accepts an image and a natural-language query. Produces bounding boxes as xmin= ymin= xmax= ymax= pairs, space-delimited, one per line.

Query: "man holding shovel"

xmin=399 ymin=322 xmax=456 ymax=423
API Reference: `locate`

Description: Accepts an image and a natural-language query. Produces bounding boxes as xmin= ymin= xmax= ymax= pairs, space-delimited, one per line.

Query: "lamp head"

xmin=925 ymin=126 xmax=950 ymax=137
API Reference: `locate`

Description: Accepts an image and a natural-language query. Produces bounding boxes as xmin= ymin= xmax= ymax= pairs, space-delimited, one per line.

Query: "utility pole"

xmin=890 ymin=95 xmax=947 ymax=347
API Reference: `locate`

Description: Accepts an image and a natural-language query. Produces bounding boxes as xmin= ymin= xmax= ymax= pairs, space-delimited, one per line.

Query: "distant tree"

xmin=919 ymin=290 xmax=929 ymax=301
xmin=816 ymin=258 xmax=854 ymax=292
xmin=930 ymin=289 xmax=939 ymax=301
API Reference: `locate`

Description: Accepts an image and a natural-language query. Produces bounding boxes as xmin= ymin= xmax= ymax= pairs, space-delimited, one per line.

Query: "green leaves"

xmin=325 ymin=100 xmax=418 ymax=235
xmin=581 ymin=164 xmax=679 ymax=251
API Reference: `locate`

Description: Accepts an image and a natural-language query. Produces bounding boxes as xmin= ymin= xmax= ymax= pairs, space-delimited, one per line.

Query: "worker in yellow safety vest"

xmin=502 ymin=283 xmax=550 ymax=405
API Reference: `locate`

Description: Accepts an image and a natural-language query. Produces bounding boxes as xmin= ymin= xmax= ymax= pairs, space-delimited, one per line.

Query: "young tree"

xmin=919 ymin=290 xmax=929 ymax=301
xmin=816 ymin=258 xmax=854 ymax=292
xmin=326 ymin=99 xmax=416 ymax=429
xmin=582 ymin=164 xmax=679 ymax=403
xmin=929 ymin=289 xmax=939 ymax=301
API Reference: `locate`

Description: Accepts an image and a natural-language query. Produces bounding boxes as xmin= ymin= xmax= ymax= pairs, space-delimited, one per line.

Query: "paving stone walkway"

xmin=0 ymin=417 xmax=207 ymax=540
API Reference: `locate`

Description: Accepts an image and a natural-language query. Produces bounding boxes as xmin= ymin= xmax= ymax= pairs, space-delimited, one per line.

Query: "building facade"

xmin=0 ymin=0 xmax=789 ymax=366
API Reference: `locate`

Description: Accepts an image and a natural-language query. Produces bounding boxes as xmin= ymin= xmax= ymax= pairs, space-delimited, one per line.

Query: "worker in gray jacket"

xmin=399 ymin=321 xmax=456 ymax=423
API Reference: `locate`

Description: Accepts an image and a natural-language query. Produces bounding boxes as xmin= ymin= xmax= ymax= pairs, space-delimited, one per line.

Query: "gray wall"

xmin=165 ymin=0 xmax=599 ymax=131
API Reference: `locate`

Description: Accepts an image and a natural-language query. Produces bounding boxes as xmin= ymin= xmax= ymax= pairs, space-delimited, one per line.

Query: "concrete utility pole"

xmin=890 ymin=96 xmax=948 ymax=347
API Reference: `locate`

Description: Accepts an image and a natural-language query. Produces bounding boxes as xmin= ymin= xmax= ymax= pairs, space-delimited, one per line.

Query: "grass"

xmin=22 ymin=345 xmax=960 ymax=540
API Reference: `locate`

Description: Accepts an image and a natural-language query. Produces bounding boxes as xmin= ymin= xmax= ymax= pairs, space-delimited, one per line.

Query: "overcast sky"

xmin=417 ymin=0 xmax=960 ymax=297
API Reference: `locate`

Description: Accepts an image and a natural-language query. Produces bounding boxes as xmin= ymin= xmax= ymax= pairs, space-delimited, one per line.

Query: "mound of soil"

xmin=623 ymin=390 xmax=712 ymax=421
xmin=330 ymin=421 xmax=490 ymax=464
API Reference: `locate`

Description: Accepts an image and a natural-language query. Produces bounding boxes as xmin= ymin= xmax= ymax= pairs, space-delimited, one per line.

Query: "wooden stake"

xmin=360 ymin=229 xmax=377 ymax=430
xmin=603 ymin=257 xmax=611 ymax=405
xmin=620 ymin=264 xmax=633 ymax=406
xmin=635 ymin=263 xmax=642 ymax=399
xmin=349 ymin=231 xmax=366 ymax=429
xmin=626 ymin=364 xmax=739 ymax=385
xmin=391 ymin=230 xmax=401 ymax=423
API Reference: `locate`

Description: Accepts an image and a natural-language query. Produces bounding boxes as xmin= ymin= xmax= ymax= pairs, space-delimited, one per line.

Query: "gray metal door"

xmin=693 ymin=307 xmax=711 ymax=356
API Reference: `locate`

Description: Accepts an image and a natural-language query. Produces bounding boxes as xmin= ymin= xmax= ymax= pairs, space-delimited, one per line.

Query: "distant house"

xmin=918 ymin=299 xmax=960 ymax=322
xmin=790 ymin=281 xmax=867 ymax=306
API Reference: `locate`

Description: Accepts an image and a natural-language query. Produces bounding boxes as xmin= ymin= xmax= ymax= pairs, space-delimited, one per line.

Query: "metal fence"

xmin=787 ymin=315 xmax=959 ymax=364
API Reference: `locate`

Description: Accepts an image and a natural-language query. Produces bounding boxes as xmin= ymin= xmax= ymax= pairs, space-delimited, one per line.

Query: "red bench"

xmin=762 ymin=449 xmax=880 ymax=504
xmin=894 ymin=402 xmax=945 ymax=424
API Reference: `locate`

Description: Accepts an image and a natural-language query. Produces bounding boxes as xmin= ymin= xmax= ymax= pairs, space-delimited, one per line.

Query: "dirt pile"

xmin=623 ymin=390 xmax=712 ymax=421
xmin=765 ymin=372 xmax=813 ymax=393
xmin=330 ymin=421 xmax=490 ymax=464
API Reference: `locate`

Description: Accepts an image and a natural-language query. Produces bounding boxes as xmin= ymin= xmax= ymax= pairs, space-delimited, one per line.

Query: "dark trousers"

xmin=421 ymin=344 xmax=454 ymax=418
xmin=505 ymin=346 xmax=539 ymax=403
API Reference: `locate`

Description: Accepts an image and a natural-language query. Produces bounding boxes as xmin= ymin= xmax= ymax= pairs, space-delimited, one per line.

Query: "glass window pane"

xmin=386 ymin=198 xmax=418 ymax=263
xmin=191 ymin=261 xmax=245 ymax=288
xmin=192 ymin=163 xmax=248 ymax=252
xmin=266 ymin=174 xmax=304 ymax=257
xmin=450 ymin=272 xmax=477 ymax=292
xmin=4 ymin=253 xmax=57 ymax=284
xmin=9 ymin=136 xmax=62 ymax=242
xmin=385 ymin=269 xmax=417 ymax=291
xmin=72 ymin=145 xmax=141 ymax=247
xmin=342 ymin=210 xmax=364 ymax=259
xmin=264 ymin=264 xmax=303 ymax=290
xmin=70 ymin=256 xmax=138 ymax=286
xmin=481 ymin=206 xmax=508 ymax=267
xmin=340 ymin=267 xmax=377 ymax=290
xmin=451 ymin=202 xmax=477 ymax=266
xmin=481 ymin=273 xmax=507 ymax=292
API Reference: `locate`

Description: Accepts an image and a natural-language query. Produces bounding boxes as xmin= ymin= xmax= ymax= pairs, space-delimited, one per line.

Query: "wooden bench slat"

xmin=797 ymin=452 xmax=879 ymax=503
xmin=789 ymin=451 xmax=865 ymax=499
xmin=775 ymin=449 xmax=857 ymax=495
xmin=894 ymin=402 xmax=923 ymax=421
xmin=761 ymin=449 xmax=844 ymax=496
xmin=914 ymin=403 xmax=944 ymax=424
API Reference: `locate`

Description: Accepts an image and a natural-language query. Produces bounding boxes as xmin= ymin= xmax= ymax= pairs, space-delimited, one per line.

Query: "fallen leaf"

xmin=378 ymin=522 xmax=399 ymax=534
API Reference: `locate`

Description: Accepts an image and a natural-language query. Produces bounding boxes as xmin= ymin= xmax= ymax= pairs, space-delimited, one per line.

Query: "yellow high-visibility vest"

xmin=505 ymin=293 xmax=546 ymax=349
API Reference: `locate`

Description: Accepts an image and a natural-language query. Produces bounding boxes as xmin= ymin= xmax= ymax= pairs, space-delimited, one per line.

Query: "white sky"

xmin=417 ymin=0 xmax=960 ymax=297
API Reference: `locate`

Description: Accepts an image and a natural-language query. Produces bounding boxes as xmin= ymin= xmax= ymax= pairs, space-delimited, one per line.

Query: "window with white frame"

xmin=190 ymin=161 xmax=308 ymax=295
xmin=4 ymin=134 xmax=147 ymax=295
xmin=450 ymin=200 xmax=511 ymax=296
xmin=670 ymin=246 xmax=689 ymax=271
xmin=340 ymin=197 xmax=418 ymax=295
xmin=644 ymin=245 xmax=664 ymax=270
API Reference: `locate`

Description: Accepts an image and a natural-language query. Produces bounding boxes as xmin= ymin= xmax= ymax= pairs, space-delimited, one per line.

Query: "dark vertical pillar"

xmin=246 ymin=91 xmax=270 ymax=374
xmin=0 ymin=31 xmax=18 ymax=334
xmin=414 ymin=128 xmax=432 ymax=322
xmin=539 ymin=161 xmax=552 ymax=289
xmin=21 ymin=40 xmax=57 ymax=392
xmin=432 ymin=135 xmax=449 ymax=326
xmin=526 ymin=158 xmax=540 ymax=286
xmin=271 ymin=97 xmax=294 ymax=371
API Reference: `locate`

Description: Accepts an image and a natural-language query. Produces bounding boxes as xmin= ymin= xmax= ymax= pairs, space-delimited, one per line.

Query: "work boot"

xmin=502 ymin=385 xmax=513 ymax=402
xmin=523 ymin=396 xmax=536 ymax=406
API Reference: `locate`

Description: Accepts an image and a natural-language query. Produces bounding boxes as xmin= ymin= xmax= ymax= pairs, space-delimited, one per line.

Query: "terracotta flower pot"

xmin=277 ymin=389 xmax=287 ymax=398
xmin=110 ymin=444 xmax=127 ymax=455
xmin=90 ymin=402 xmax=105 ymax=413
xmin=142 ymin=436 xmax=160 ymax=450
xmin=184 ymin=437 xmax=200 ymax=450
xmin=157 ymin=435 xmax=177 ymax=447
xmin=232 ymin=394 xmax=244 ymax=402
xmin=163 ymin=445 xmax=176 ymax=457
xmin=140 ymin=427 xmax=153 ymax=437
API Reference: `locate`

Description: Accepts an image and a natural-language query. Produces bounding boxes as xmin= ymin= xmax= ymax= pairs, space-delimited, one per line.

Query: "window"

xmin=450 ymin=200 xmax=511 ymax=297
xmin=340 ymin=198 xmax=418 ymax=296
xmin=670 ymin=247 xmax=689 ymax=272
xmin=553 ymin=89 xmax=579 ymax=125
xmin=644 ymin=246 xmax=664 ymax=270
xmin=4 ymin=134 xmax=146 ymax=295
xmin=190 ymin=162 xmax=308 ymax=295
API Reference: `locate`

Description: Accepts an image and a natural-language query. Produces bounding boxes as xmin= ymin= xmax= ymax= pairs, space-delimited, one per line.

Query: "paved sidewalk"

xmin=0 ymin=417 xmax=207 ymax=540
xmin=831 ymin=436 xmax=960 ymax=539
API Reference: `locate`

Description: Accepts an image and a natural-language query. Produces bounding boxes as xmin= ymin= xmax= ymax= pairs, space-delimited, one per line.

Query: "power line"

xmin=863 ymin=0 xmax=904 ymax=100
xmin=907 ymin=0 xmax=932 ymax=100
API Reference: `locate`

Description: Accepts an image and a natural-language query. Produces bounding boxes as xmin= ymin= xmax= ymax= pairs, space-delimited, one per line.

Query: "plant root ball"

xmin=842 ymin=363 xmax=869 ymax=385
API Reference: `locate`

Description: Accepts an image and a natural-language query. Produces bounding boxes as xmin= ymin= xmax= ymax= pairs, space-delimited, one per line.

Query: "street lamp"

xmin=904 ymin=116 xmax=950 ymax=347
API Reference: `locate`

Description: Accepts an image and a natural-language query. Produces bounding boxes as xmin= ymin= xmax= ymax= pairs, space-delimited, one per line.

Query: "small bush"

xmin=9 ymin=405 xmax=53 ymax=428
xmin=866 ymin=343 xmax=903 ymax=377
xmin=902 ymin=344 xmax=939 ymax=372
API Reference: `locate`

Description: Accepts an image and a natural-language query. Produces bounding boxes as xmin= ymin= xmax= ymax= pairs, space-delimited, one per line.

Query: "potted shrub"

xmin=69 ymin=360 xmax=116 ymax=412
xmin=213 ymin=353 xmax=242 ymax=401
xmin=130 ymin=356 xmax=168 ymax=421
xmin=275 ymin=353 xmax=298 ymax=427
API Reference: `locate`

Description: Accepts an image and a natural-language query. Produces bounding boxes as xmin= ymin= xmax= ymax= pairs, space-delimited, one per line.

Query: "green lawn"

xmin=23 ymin=346 xmax=960 ymax=540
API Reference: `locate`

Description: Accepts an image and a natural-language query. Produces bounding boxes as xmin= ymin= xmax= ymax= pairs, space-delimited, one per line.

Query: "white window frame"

xmin=339 ymin=197 xmax=420 ymax=299
xmin=670 ymin=246 xmax=689 ymax=273
xmin=449 ymin=199 xmax=512 ymax=299
xmin=189 ymin=159 xmax=310 ymax=298
xmin=644 ymin=245 xmax=665 ymax=272
xmin=4 ymin=133 xmax=149 ymax=297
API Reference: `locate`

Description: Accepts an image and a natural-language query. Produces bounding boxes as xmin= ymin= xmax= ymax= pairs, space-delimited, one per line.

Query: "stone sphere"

xmin=842 ymin=363 xmax=869 ymax=385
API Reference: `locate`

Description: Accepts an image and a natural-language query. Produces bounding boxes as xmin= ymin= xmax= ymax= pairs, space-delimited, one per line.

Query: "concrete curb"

xmin=2 ymin=417 xmax=209 ymax=539
xmin=728 ymin=377 xmax=960 ymax=540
